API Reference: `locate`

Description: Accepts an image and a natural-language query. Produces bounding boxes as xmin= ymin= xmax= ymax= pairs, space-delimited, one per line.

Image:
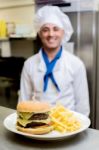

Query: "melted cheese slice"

xmin=17 ymin=118 xmax=51 ymax=127
xmin=18 ymin=112 xmax=33 ymax=120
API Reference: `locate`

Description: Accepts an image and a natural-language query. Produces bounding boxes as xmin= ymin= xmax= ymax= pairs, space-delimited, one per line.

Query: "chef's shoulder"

xmin=22 ymin=53 xmax=39 ymax=69
xmin=64 ymin=50 xmax=86 ymax=71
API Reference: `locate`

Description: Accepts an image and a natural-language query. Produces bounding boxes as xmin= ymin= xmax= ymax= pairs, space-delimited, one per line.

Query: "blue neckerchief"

xmin=42 ymin=46 xmax=62 ymax=92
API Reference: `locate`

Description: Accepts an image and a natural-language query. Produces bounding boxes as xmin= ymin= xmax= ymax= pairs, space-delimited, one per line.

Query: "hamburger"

xmin=16 ymin=101 xmax=53 ymax=134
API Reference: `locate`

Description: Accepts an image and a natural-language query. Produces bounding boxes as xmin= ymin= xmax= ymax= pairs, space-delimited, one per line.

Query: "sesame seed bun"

xmin=17 ymin=101 xmax=51 ymax=113
xmin=16 ymin=125 xmax=53 ymax=135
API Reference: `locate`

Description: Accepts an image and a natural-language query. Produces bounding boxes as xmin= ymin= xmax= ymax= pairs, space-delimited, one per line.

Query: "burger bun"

xmin=17 ymin=101 xmax=51 ymax=112
xmin=16 ymin=125 xmax=53 ymax=135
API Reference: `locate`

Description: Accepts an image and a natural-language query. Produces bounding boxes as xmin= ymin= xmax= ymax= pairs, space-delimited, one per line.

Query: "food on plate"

xmin=50 ymin=103 xmax=81 ymax=133
xmin=16 ymin=101 xmax=53 ymax=134
xmin=16 ymin=100 xmax=81 ymax=135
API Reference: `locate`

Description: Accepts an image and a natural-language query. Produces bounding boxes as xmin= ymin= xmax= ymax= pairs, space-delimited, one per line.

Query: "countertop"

xmin=0 ymin=106 xmax=99 ymax=150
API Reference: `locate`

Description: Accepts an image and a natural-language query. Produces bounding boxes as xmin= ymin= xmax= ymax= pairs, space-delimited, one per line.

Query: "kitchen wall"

xmin=0 ymin=0 xmax=35 ymax=24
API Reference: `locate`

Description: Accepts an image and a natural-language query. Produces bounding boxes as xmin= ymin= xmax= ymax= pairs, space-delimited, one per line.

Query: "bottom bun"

xmin=16 ymin=125 xmax=54 ymax=135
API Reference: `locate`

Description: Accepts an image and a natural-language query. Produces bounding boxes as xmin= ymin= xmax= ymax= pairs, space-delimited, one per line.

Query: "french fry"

xmin=50 ymin=104 xmax=81 ymax=133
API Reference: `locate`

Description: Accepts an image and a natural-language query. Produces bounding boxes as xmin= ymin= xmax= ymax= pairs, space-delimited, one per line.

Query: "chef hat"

xmin=34 ymin=5 xmax=73 ymax=42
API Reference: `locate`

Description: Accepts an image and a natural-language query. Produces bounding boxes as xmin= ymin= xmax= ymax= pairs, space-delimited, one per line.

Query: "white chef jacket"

xmin=19 ymin=48 xmax=90 ymax=116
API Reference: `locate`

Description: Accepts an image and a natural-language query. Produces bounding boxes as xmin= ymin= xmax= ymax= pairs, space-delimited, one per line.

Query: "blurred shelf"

xmin=0 ymin=37 xmax=9 ymax=41
xmin=0 ymin=36 xmax=36 ymax=41
xmin=9 ymin=35 xmax=36 ymax=40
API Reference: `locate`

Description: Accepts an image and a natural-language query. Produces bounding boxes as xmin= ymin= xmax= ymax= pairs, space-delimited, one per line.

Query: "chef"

xmin=18 ymin=5 xmax=90 ymax=116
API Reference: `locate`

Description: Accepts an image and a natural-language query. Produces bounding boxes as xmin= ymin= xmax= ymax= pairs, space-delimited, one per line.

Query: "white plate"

xmin=3 ymin=112 xmax=91 ymax=141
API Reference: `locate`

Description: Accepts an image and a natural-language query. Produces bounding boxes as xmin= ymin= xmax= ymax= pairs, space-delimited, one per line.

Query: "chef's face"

xmin=39 ymin=23 xmax=64 ymax=50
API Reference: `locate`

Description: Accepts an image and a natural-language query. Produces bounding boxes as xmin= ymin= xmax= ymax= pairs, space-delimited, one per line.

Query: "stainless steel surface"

xmin=96 ymin=11 xmax=99 ymax=129
xmin=1 ymin=106 xmax=99 ymax=150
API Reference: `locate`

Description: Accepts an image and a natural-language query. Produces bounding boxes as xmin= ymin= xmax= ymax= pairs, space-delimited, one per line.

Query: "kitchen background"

xmin=0 ymin=0 xmax=99 ymax=129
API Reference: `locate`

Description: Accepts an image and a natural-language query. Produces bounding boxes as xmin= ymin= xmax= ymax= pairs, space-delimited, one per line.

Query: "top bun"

xmin=17 ymin=101 xmax=51 ymax=112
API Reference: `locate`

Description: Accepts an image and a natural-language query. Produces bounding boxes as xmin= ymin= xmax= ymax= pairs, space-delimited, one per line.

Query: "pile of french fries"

xmin=50 ymin=103 xmax=81 ymax=133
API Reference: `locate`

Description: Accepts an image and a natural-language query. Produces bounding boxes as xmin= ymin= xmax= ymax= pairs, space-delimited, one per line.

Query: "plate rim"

xmin=3 ymin=111 xmax=91 ymax=140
